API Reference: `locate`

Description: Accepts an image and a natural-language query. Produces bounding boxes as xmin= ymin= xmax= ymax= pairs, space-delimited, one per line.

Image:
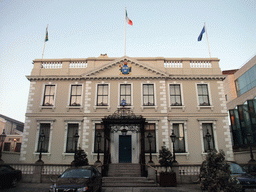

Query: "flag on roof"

xmin=126 ymin=10 xmax=133 ymax=26
xmin=45 ymin=27 xmax=49 ymax=42
xmin=198 ymin=26 xmax=205 ymax=41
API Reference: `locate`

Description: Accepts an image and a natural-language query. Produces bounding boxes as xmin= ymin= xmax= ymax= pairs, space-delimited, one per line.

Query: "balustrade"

xmin=190 ymin=61 xmax=212 ymax=68
xmin=164 ymin=61 xmax=183 ymax=68
xmin=41 ymin=62 xmax=62 ymax=69
xmin=69 ymin=61 xmax=87 ymax=68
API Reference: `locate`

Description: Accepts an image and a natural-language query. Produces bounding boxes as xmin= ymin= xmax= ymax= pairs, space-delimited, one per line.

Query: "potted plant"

xmin=158 ymin=145 xmax=177 ymax=187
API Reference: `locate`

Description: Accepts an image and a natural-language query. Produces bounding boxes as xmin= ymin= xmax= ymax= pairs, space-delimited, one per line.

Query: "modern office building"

xmin=20 ymin=55 xmax=233 ymax=168
xmin=223 ymin=55 xmax=256 ymax=163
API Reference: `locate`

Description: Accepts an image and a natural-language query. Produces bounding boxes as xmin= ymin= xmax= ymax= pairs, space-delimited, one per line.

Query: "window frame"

xmin=40 ymin=83 xmax=57 ymax=111
xmin=65 ymin=123 xmax=79 ymax=153
xmin=62 ymin=120 xmax=82 ymax=157
xmin=119 ymin=84 xmax=132 ymax=106
xmin=94 ymin=123 xmax=104 ymax=153
xmin=42 ymin=85 xmax=56 ymax=106
xmin=199 ymin=120 xmax=219 ymax=155
xmin=144 ymin=123 xmax=156 ymax=153
xmin=96 ymin=83 xmax=110 ymax=107
xmin=169 ymin=120 xmax=189 ymax=159
xmin=197 ymin=84 xmax=210 ymax=106
xmin=172 ymin=123 xmax=185 ymax=153
xmin=69 ymin=84 xmax=83 ymax=107
xmin=142 ymin=84 xmax=155 ymax=106
xmin=196 ymin=83 xmax=213 ymax=110
xmin=34 ymin=120 xmax=55 ymax=158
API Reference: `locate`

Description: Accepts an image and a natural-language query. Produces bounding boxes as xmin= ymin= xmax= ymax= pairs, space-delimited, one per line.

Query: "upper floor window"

xmin=37 ymin=123 xmax=50 ymax=153
xmin=144 ymin=123 xmax=156 ymax=153
xmin=170 ymin=84 xmax=182 ymax=106
xmin=43 ymin=85 xmax=55 ymax=106
xmin=173 ymin=123 xmax=185 ymax=153
xmin=120 ymin=84 xmax=131 ymax=106
xmin=70 ymin=85 xmax=82 ymax=106
xmin=66 ymin=124 xmax=79 ymax=153
xmin=143 ymin=84 xmax=154 ymax=106
xmin=97 ymin=84 xmax=109 ymax=106
xmin=197 ymin=84 xmax=210 ymax=106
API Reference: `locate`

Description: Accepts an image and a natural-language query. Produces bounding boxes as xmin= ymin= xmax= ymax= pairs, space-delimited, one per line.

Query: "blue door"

xmin=119 ymin=135 xmax=132 ymax=163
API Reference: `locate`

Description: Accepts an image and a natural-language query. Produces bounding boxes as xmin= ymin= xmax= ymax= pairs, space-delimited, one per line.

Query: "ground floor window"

xmin=144 ymin=123 xmax=156 ymax=153
xmin=94 ymin=124 xmax=104 ymax=153
xmin=173 ymin=123 xmax=185 ymax=153
xmin=66 ymin=123 xmax=79 ymax=153
xmin=37 ymin=123 xmax=50 ymax=153
xmin=203 ymin=123 xmax=215 ymax=152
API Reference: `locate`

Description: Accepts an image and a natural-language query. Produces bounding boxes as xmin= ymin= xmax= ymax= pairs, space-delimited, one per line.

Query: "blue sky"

xmin=0 ymin=0 xmax=255 ymax=122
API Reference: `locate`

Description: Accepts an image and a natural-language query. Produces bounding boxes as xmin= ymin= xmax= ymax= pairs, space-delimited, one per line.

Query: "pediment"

xmin=81 ymin=56 xmax=167 ymax=78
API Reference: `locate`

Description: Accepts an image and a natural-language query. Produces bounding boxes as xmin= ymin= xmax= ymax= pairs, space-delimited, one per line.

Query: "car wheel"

xmin=11 ymin=178 xmax=18 ymax=187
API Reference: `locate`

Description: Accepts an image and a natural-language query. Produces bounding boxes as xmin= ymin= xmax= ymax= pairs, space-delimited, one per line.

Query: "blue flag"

xmin=198 ymin=26 xmax=205 ymax=41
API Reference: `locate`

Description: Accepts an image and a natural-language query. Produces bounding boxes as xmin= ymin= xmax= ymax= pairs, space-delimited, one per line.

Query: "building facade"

xmin=0 ymin=114 xmax=23 ymax=163
xmin=21 ymin=55 xmax=233 ymax=165
xmin=223 ymin=55 xmax=256 ymax=164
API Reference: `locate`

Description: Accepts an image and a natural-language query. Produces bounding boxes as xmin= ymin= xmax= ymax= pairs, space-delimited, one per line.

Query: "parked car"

xmin=49 ymin=166 xmax=102 ymax=192
xmin=0 ymin=165 xmax=22 ymax=188
xmin=230 ymin=162 xmax=256 ymax=191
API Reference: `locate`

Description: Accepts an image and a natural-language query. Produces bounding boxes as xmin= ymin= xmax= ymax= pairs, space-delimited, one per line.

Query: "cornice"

xmin=26 ymin=75 xmax=225 ymax=81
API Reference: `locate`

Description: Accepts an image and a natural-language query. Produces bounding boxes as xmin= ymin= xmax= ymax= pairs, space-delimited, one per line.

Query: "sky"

xmin=0 ymin=0 xmax=256 ymax=122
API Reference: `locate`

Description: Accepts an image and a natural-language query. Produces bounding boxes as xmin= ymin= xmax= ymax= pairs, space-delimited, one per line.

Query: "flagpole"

xmin=204 ymin=22 xmax=211 ymax=58
xmin=124 ymin=8 xmax=127 ymax=56
xmin=42 ymin=24 xmax=48 ymax=59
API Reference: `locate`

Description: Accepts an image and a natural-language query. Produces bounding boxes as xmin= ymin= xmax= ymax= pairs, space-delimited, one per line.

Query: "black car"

xmin=230 ymin=162 xmax=256 ymax=191
xmin=49 ymin=166 xmax=102 ymax=192
xmin=0 ymin=165 xmax=22 ymax=188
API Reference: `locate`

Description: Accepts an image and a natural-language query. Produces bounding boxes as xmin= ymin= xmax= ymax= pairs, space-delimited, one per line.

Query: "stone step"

xmin=102 ymin=177 xmax=157 ymax=187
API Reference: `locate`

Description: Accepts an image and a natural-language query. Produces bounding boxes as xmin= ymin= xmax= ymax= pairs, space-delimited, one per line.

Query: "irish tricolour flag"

xmin=126 ymin=10 xmax=133 ymax=26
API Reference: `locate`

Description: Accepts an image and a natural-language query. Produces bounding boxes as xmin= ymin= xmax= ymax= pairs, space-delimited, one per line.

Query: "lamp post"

xmin=170 ymin=130 xmax=177 ymax=163
xmin=0 ymin=129 xmax=7 ymax=163
xmin=37 ymin=131 xmax=45 ymax=163
xmin=247 ymin=133 xmax=255 ymax=163
xmin=205 ymin=129 xmax=211 ymax=152
xmin=96 ymin=132 xmax=102 ymax=163
xmin=121 ymin=128 xmax=128 ymax=136
xmin=73 ymin=131 xmax=79 ymax=161
xmin=147 ymin=132 xmax=153 ymax=163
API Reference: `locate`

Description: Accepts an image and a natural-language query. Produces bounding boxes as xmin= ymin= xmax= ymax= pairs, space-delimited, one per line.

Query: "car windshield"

xmin=60 ymin=169 xmax=92 ymax=178
xmin=230 ymin=163 xmax=246 ymax=174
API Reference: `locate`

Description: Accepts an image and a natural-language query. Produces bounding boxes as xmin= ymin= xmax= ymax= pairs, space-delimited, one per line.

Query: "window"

xmin=120 ymin=84 xmax=131 ymax=106
xmin=37 ymin=123 xmax=50 ymax=153
xmin=70 ymin=85 xmax=82 ymax=106
xmin=202 ymin=123 xmax=215 ymax=152
xmin=170 ymin=84 xmax=182 ymax=106
xmin=66 ymin=124 xmax=79 ymax=153
xmin=94 ymin=124 xmax=104 ymax=153
xmin=197 ymin=84 xmax=210 ymax=106
xmin=145 ymin=123 xmax=156 ymax=153
xmin=3 ymin=143 xmax=10 ymax=151
xmin=143 ymin=84 xmax=154 ymax=106
xmin=43 ymin=85 xmax=55 ymax=106
xmin=14 ymin=143 xmax=21 ymax=152
xmin=97 ymin=84 xmax=108 ymax=106
xmin=173 ymin=124 xmax=185 ymax=153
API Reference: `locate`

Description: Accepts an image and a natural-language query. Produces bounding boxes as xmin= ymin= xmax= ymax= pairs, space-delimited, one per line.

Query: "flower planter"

xmin=159 ymin=172 xmax=177 ymax=187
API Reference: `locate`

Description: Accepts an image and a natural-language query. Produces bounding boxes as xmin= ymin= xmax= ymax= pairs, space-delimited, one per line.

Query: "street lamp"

xmin=147 ymin=132 xmax=154 ymax=163
xmin=0 ymin=129 xmax=7 ymax=163
xmin=96 ymin=132 xmax=102 ymax=163
xmin=247 ymin=133 xmax=255 ymax=163
xmin=205 ymin=129 xmax=211 ymax=152
xmin=73 ymin=131 xmax=79 ymax=160
xmin=37 ymin=131 xmax=45 ymax=163
xmin=170 ymin=130 xmax=177 ymax=163
xmin=121 ymin=128 xmax=128 ymax=136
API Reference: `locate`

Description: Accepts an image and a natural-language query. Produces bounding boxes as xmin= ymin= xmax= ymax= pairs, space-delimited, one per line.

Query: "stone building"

xmin=21 ymin=55 xmax=233 ymax=167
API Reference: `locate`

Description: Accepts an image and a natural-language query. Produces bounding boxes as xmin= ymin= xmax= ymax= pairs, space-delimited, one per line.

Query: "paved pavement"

xmin=2 ymin=182 xmax=202 ymax=192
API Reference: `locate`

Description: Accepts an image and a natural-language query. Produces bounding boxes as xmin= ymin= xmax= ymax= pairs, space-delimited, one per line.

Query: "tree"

xmin=159 ymin=145 xmax=173 ymax=172
xmin=72 ymin=147 xmax=89 ymax=167
xmin=199 ymin=149 xmax=242 ymax=192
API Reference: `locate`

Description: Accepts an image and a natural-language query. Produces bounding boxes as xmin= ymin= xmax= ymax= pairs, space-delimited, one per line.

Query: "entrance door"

xmin=119 ymin=135 xmax=132 ymax=163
